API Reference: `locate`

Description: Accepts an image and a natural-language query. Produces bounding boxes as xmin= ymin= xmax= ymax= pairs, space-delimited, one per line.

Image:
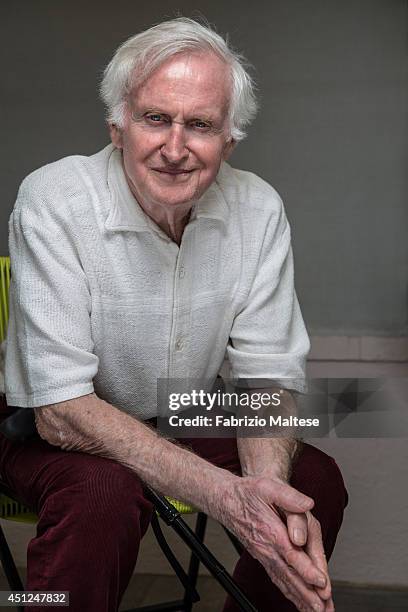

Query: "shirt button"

xmin=179 ymin=266 xmax=185 ymax=278
xmin=175 ymin=338 xmax=184 ymax=351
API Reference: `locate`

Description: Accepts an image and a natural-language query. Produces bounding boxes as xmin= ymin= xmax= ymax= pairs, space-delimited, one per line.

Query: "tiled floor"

xmin=118 ymin=575 xmax=408 ymax=612
xmin=1 ymin=571 xmax=407 ymax=611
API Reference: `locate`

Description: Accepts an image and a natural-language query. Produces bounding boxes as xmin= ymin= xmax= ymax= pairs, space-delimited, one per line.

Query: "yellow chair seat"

xmin=0 ymin=493 xmax=195 ymax=525
xmin=0 ymin=494 xmax=37 ymax=524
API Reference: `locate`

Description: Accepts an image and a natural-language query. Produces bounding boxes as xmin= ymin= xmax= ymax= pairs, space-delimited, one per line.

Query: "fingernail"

xmin=294 ymin=528 xmax=305 ymax=544
xmin=313 ymin=604 xmax=323 ymax=612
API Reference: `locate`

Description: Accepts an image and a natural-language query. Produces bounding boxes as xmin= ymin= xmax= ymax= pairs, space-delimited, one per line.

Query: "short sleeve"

xmin=5 ymin=177 xmax=99 ymax=407
xmin=227 ymin=210 xmax=310 ymax=393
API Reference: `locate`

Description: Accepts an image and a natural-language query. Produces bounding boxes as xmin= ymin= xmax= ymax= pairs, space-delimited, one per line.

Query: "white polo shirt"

xmin=5 ymin=144 xmax=310 ymax=417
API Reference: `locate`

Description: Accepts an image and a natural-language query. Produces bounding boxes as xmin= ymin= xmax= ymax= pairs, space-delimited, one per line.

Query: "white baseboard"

xmin=309 ymin=336 xmax=408 ymax=362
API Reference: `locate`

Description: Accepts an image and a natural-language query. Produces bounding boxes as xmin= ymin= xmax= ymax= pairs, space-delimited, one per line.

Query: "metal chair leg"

xmin=151 ymin=512 xmax=200 ymax=604
xmin=183 ymin=513 xmax=207 ymax=612
xmin=0 ymin=523 xmax=24 ymax=612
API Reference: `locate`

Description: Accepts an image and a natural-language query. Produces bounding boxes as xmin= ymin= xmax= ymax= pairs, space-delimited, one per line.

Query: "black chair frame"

xmin=0 ymin=473 xmax=257 ymax=612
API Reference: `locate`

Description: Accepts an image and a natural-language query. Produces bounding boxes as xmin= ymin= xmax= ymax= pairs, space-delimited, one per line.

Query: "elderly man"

xmin=3 ymin=17 xmax=347 ymax=612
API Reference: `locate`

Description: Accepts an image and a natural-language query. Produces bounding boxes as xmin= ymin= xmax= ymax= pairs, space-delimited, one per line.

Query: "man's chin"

xmin=150 ymin=186 xmax=201 ymax=208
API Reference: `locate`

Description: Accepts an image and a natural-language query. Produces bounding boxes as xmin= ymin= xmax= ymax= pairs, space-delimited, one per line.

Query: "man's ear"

xmin=109 ymin=123 xmax=123 ymax=149
xmin=222 ymin=138 xmax=236 ymax=161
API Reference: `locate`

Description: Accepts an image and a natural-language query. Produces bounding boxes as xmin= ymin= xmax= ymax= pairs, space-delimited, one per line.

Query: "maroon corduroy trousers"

xmin=0 ymin=429 xmax=348 ymax=612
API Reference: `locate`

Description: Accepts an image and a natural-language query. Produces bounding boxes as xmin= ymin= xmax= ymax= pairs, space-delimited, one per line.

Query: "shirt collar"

xmin=105 ymin=146 xmax=229 ymax=234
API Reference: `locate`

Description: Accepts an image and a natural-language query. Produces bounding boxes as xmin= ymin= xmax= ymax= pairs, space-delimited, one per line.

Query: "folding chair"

xmin=0 ymin=256 xmax=257 ymax=612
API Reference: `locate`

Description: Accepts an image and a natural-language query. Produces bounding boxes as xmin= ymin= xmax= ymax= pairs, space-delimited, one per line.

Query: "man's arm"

xmin=35 ymin=392 xmax=231 ymax=515
xmin=36 ymin=392 xmax=330 ymax=612
xmin=237 ymin=391 xmax=334 ymax=611
xmin=238 ymin=436 xmax=298 ymax=481
xmin=237 ymin=388 xmax=300 ymax=481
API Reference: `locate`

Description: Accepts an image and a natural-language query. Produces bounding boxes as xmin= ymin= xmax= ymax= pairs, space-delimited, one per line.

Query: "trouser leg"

xmin=184 ymin=438 xmax=348 ymax=612
xmin=0 ymin=433 xmax=153 ymax=612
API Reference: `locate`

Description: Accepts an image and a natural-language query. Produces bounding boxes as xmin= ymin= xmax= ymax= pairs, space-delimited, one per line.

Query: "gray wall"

xmin=2 ymin=0 xmax=407 ymax=336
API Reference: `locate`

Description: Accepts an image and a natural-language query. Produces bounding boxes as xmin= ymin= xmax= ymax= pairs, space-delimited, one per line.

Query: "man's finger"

xmin=268 ymin=479 xmax=314 ymax=513
xmin=325 ymin=596 xmax=335 ymax=612
xmin=282 ymin=545 xmax=327 ymax=589
xmin=273 ymin=522 xmax=327 ymax=589
xmin=306 ymin=513 xmax=332 ymax=602
xmin=269 ymin=554 xmax=328 ymax=612
xmin=287 ymin=511 xmax=308 ymax=546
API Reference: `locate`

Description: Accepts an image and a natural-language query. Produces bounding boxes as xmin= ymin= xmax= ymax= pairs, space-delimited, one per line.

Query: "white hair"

xmin=100 ymin=17 xmax=258 ymax=142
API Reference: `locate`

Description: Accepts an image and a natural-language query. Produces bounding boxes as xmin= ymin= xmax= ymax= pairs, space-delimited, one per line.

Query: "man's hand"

xmin=218 ymin=475 xmax=332 ymax=612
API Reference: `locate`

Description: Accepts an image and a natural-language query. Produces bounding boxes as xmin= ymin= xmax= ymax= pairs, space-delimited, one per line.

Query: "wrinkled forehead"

xmin=129 ymin=52 xmax=232 ymax=119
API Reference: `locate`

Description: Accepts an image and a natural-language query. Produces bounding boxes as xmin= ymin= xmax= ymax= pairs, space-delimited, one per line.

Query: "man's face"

xmin=110 ymin=52 xmax=235 ymax=212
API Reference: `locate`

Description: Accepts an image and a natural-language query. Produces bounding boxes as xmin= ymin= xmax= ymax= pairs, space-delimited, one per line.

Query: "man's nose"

xmin=160 ymin=122 xmax=189 ymax=164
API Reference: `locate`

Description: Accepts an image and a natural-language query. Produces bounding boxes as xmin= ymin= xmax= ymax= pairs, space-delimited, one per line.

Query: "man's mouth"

xmin=152 ymin=168 xmax=194 ymax=175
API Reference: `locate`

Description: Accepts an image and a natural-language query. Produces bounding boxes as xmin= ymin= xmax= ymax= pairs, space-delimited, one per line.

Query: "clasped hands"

xmin=221 ymin=475 xmax=335 ymax=612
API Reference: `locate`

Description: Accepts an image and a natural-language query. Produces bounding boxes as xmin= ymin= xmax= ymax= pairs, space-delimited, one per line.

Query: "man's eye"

xmin=146 ymin=114 xmax=166 ymax=123
xmin=192 ymin=120 xmax=211 ymax=130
